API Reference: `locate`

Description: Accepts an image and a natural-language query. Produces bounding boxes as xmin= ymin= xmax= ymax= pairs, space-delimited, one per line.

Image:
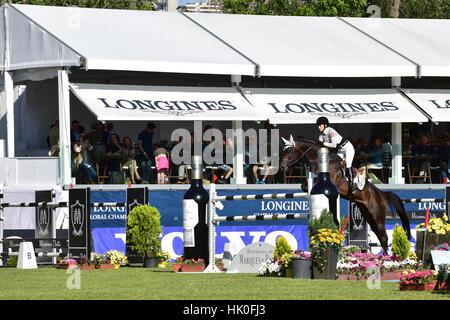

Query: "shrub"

xmin=273 ymin=236 xmax=292 ymax=259
xmin=127 ymin=205 xmax=162 ymax=257
xmin=308 ymin=209 xmax=338 ymax=238
xmin=391 ymin=223 xmax=410 ymax=260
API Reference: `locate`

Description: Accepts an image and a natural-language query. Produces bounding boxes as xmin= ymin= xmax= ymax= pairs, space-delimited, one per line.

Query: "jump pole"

xmin=203 ymin=184 xmax=309 ymax=273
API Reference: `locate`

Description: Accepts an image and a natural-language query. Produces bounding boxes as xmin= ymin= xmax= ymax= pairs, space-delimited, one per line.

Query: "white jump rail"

xmin=204 ymin=184 xmax=310 ymax=273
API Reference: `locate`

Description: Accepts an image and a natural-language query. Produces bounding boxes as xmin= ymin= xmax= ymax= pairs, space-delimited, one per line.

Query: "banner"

xmin=88 ymin=188 xmax=439 ymax=257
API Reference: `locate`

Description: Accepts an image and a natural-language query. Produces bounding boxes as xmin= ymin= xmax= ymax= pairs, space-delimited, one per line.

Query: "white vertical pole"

xmin=4 ymin=71 xmax=14 ymax=157
xmin=232 ymin=120 xmax=246 ymax=184
xmin=389 ymin=77 xmax=404 ymax=185
xmin=389 ymin=122 xmax=404 ymax=184
xmin=204 ymin=183 xmax=221 ymax=273
xmin=58 ymin=69 xmax=72 ymax=186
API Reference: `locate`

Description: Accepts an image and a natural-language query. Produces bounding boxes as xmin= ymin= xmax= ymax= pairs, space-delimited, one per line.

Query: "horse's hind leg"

xmin=375 ymin=223 xmax=389 ymax=255
xmin=357 ymin=203 xmax=388 ymax=255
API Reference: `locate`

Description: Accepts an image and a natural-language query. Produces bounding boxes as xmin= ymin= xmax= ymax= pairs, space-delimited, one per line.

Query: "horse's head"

xmin=280 ymin=135 xmax=300 ymax=174
xmin=280 ymin=136 xmax=321 ymax=173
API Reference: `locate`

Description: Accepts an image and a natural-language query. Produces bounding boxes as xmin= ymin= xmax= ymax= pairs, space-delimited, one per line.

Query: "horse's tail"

xmin=384 ymin=191 xmax=411 ymax=240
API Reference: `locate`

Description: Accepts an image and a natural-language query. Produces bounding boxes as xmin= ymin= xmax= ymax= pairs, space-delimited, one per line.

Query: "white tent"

xmin=1 ymin=4 xmax=449 ymax=187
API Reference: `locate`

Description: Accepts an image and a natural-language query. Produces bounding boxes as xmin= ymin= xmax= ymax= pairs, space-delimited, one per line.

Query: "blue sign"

xmin=89 ymin=188 xmax=440 ymax=257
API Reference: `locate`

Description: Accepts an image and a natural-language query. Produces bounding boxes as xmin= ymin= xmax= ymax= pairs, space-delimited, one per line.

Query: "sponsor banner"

xmin=88 ymin=188 xmax=443 ymax=255
xmin=92 ymin=224 xmax=420 ymax=259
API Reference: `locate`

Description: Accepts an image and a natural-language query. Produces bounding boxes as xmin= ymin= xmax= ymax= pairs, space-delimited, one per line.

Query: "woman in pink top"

xmin=154 ymin=145 xmax=169 ymax=184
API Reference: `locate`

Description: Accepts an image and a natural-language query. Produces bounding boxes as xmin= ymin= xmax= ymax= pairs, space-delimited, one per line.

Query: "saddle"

xmin=338 ymin=162 xmax=365 ymax=192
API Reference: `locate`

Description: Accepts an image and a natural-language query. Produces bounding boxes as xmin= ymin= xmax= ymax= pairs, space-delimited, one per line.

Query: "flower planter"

xmin=57 ymin=263 xmax=77 ymax=270
xmin=143 ymin=256 xmax=158 ymax=268
xmin=291 ymin=257 xmax=312 ymax=279
xmin=415 ymin=231 xmax=450 ymax=267
xmin=172 ymin=263 xmax=183 ymax=272
xmin=312 ymin=248 xmax=338 ymax=280
xmin=398 ymin=280 xmax=438 ymax=291
xmin=337 ymin=271 xmax=404 ymax=281
xmin=96 ymin=264 xmax=115 ymax=269
xmin=181 ymin=264 xmax=206 ymax=273
xmin=79 ymin=265 xmax=95 ymax=270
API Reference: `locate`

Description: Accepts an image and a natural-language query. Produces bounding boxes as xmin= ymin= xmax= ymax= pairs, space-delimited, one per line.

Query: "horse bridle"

xmin=284 ymin=144 xmax=314 ymax=167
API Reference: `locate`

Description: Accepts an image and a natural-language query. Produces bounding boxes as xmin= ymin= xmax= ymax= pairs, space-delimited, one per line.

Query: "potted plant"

xmin=290 ymin=250 xmax=312 ymax=279
xmin=310 ymin=228 xmax=344 ymax=279
xmin=336 ymin=249 xmax=419 ymax=281
xmin=415 ymin=215 xmax=450 ymax=266
xmin=91 ymin=253 xmax=114 ymax=269
xmin=436 ymin=264 xmax=450 ymax=291
xmin=77 ymin=257 xmax=95 ymax=270
xmin=106 ymin=250 xmax=128 ymax=269
xmin=57 ymin=257 xmax=77 ymax=269
xmin=173 ymin=256 xmax=185 ymax=272
xmin=180 ymin=258 xmax=206 ymax=272
xmin=127 ymin=204 xmax=163 ymax=268
xmin=156 ymin=250 xmax=171 ymax=268
xmin=398 ymin=269 xmax=438 ymax=291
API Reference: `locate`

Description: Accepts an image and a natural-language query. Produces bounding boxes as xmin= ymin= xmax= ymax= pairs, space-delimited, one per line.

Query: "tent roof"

xmin=5 ymin=4 xmax=256 ymax=75
xmin=185 ymin=13 xmax=417 ymax=78
xmin=342 ymin=18 xmax=450 ymax=77
xmin=2 ymin=4 xmax=449 ymax=78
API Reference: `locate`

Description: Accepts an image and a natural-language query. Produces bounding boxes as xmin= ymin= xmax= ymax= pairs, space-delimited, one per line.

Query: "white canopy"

xmin=342 ymin=18 xmax=450 ymax=77
xmin=2 ymin=4 xmax=449 ymax=78
xmin=401 ymin=89 xmax=450 ymax=122
xmin=4 ymin=4 xmax=255 ymax=75
xmin=70 ymin=83 xmax=266 ymax=121
xmin=186 ymin=13 xmax=417 ymax=78
xmin=244 ymin=88 xmax=428 ymax=124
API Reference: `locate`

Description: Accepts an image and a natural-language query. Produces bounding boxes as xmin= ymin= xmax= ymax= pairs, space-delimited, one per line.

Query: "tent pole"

xmin=4 ymin=71 xmax=14 ymax=157
xmin=58 ymin=69 xmax=72 ymax=187
xmin=389 ymin=77 xmax=404 ymax=184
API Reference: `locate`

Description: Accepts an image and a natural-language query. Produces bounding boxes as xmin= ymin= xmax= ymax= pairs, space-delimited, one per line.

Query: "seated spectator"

xmin=121 ymin=136 xmax=142 ymax=184
xmin=154 ymin=144 xmax=170 ymax=184
xmin=106 ymin=133 xmax=122 ymax=182
xmin=411 ymin=135 xmax=435 ymax=183
xmin=88 ymin=121 xmax=109 ymax=167
xmin=252 ymin=142 xmax=271 ymax=184
xmin=215 ymin=137 xmax=234 ymax=184
xmin=437 ymin=137 xmax=450 ymax=184
xmin=73 ymin=134 xmax=97 ymax=184
xmin=358 ymin=137 xmax=383 ymax=179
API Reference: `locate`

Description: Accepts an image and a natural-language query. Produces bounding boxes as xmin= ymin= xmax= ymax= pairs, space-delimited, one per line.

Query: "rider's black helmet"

xmin=316 ymin=116 xmax=329 ymax=126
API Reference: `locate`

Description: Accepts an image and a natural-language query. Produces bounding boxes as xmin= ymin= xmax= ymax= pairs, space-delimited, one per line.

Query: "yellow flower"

xmin=320 ymin=237 xmax=326 ymax=243
xmin=443 ymin=214 xmax=448 ymax=221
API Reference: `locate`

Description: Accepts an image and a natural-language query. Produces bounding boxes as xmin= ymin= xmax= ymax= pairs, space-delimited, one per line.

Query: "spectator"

xmin=252 ymin=142 xmax=271 ymax=184
xmin=106 ymin=133 xmax=122 ymax=180
xmin=70 ymin=120 xmax=81 ymax=145
xmin=411 ymin=135 xmax=435 ymax=183
xmin=121 ymin=136 xmax=142 ymax=184
xmin=215 ymin=137 xmax=234 ymax=184
xmin=154 ymin=144 xmax=170 ymax=184
xmin=138 ymin=122 xmax=155 ymax=183
xmin=437 ymin=137 xmax=450 ymax=184
xmin=48 ymin=120 xmax=59 ymax=152
xmin=105 ymin=122 xmax=115 ymax=145
xmin=88 ymin=122 xmax=108 ymax=166
xmin=73 ymin=133 xmax=97 ymax=184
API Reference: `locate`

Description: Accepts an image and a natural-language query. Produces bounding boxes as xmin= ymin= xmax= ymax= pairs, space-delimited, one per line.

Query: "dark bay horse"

xmin=280 ymin=137 xmax=410 ymax=255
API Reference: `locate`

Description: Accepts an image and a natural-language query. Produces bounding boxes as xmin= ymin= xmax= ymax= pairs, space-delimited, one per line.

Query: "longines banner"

xmin=245 ymin=88 xmax=428 ymax=124
xmin=70 ymin=83 xmax=266 ymax=122
xmin=401 ymin=89 xmax=450 ymax=122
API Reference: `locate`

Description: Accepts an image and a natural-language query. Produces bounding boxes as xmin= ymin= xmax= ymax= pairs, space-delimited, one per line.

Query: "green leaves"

xmin=127 ymin=204 xmax=162 ymax=257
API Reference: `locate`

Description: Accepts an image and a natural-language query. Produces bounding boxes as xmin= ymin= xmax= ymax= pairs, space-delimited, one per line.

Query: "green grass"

xmin=0 ymin=265 xmax=448 ymax=300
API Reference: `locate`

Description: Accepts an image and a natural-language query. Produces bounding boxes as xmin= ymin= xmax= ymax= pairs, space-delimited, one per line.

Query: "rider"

xmin=316 ymin=116 xmax=356 ymax=191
